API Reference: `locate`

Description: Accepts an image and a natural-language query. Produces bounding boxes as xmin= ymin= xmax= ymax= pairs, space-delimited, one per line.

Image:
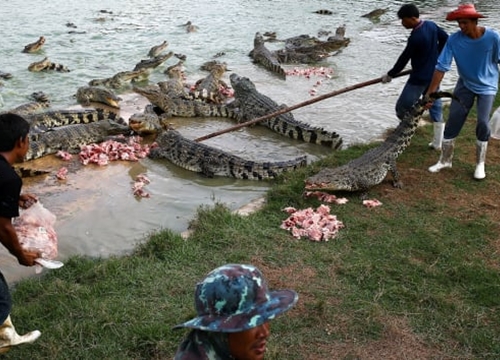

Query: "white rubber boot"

xmin=429 ymin=138 xmax=454 ymax=173
xmin=474 ymin=140 xmax=488 ymax=180
xmin=0 ymin=315 xmax=41 ymax=353
xmin=428 ymin=122 xmax=445 ymax=150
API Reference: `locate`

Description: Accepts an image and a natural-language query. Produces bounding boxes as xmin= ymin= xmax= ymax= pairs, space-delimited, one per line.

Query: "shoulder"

xmin=485 ymin=27 xmax=500 ymax=39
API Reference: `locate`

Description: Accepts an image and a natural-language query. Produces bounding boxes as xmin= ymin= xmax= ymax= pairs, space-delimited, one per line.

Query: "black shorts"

xmin=0 ymin=271 xmax=11 ymax=323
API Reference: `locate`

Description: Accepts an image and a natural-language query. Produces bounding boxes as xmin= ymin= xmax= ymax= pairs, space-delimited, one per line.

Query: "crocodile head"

xmin=101 ymin=120 xmax=132 ymax=135
xmin=76 ymin=86 xmax=122 ymax=108
xmin=304 ymin=167 xmax=354 ymax=192
xmin=229 ymin=73 xmax=256 ymax=94
xmin=28 ymin=57 xmax=51 ymax=72
xmin=129 ymin=111 xmax=162 ymax=135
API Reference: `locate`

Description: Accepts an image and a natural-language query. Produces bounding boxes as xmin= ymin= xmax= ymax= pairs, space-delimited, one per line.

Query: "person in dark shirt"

xmin=0 ymin=113 xmax=41 ymax=353
xmin=382 ymin=4 xmax=448 ymax=150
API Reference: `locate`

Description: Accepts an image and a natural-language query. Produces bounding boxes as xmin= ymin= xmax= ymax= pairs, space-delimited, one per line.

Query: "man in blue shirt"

xmin=382 ymin=4 xmax=448 ymax=150
xmin=425 ymin=4 xmax=500 ymax=180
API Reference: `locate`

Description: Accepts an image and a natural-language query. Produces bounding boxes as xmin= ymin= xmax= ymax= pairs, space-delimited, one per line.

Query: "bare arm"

xmin=0 ymin=217 xmax=39 ymax=266
xmin=426 ymin=70 xmax=445 ymax=96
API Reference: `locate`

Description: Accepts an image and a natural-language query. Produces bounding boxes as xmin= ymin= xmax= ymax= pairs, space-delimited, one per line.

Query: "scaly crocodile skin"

xmin=249 ymin=32 xmax=286 ymax=80
xmin=304 ymin=92 xmax=454 ymax=195
xmin=149 ymin=126 xmax=308 ymax=180
xmin=229 ymin=73 xmax=342 ymax=149
xmin=25 ymin=120 xmax=131 ymax=161
xmin=76 ymin=86 xmax=122 ymax=108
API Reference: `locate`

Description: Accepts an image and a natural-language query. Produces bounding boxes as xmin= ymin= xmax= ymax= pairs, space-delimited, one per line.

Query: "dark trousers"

xmin=0 ymin=271 xmax=11 ymax=323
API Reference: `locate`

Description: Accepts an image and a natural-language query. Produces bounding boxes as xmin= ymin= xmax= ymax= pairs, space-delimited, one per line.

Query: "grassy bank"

xmin=6 ymin=101 xmax=500 ymax=359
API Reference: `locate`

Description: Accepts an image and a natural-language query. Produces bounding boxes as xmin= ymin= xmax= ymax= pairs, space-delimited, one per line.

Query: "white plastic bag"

xmin=13 ymin=202 xmax=63 ymax=274
xmin=490 ymin=106 xmax=500 ymax=140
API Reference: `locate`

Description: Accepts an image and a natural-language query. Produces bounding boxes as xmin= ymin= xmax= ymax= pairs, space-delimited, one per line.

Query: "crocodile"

xmin=25 ymin=119 xmax=131 ymax=161
xmin=0 ymin=71 xmax=13 ymax=80
xmin=304 ymin=92 xmax=454 ymax=196
xmin=147 ymin=40 xmax=169 ymax=58
xmin=28 ymin=57 xmax=70 ymax=72
xmin=25 ymin=108 xmax=127 ymax=133
xmin=22 ymin=36 xmax=46 ymax=53
xmin=158 ymin=61 xmax=190 ymax=99
xmin=3 ymin=92 xmax=51 ymax=116
xmin=275 ymin=25 xmax=350 ymax=64
xmin=129 ymin=105 xmax=163 ymax=135
xmin=133 ymin=52 xmax=174 ymax=75
xmin=190 ymin=62 xmax=230 ymax=104
xmin=180 ymin=21 xmax=199 ymax=33
xmin=361 ymin=8 xmax=388 ymax=21
xmin=132 ymin=85 xmax=235 ymax=119
xmin=149 ymin=125 xmax=308 ymax=180
xmin=229 ymin=73 xmax=342 ymax=149
xmin=249 ymin=32 xmax=286 ymax=80
xmin=88 ymin=68 xmax=149 ymax=89
xmin=76 ymin=86 xmax=122 ymax=108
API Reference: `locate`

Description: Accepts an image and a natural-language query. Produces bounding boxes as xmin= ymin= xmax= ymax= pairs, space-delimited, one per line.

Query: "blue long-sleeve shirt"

xmin=388 ymin=20 xmax=448 ymax=85
xmin=436 ymin=27 xmax=500 ymax=95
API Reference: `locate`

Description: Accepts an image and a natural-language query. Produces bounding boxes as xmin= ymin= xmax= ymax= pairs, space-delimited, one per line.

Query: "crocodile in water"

xmin=132 ymin=85 xmax=235 ymax=119
xmin=249 ymin=32 xmax=286 ymax=80
xmin=304 ymin=92 xmax=454 ymax=196
xmin=28 ymin=57 xmax=70 ymax=72
xmin=229 ymin=73 xmax=342 ymax=149
xmin=147 ymin=40 xmax=169 ymax=58
xmin=25 ymin=120 xmax=131 ymax=161
xmin=76 ymin=86 xmax=122 ymax=108
xmin=190 ymin=62 xmax=230 ymax=104
xmin=88 ymin=68 xmax=149 ymax=89
xmin=149 ymin=126 xmax=308 ymax=180
xmin=22 ymin=36 xmax=46 ymax=53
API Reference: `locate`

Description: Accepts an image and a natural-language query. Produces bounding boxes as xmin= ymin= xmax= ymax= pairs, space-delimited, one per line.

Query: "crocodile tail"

xmin=239 ymin=155 xmax=307 ymax=180
xmin=46 ymin=62 xmax=70 ymax=72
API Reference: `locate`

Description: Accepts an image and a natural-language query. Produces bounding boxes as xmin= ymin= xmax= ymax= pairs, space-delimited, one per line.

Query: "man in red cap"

xmin=425 ymin=4 xmax=500 ymax=180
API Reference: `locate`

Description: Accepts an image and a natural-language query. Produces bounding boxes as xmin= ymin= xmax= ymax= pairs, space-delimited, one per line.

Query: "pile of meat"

xmin=280 ymin=204 xmax=344 ymax=242
xmin=13 ymin=202 xmax=60 ymax=274
xmin=285 ymin=66 xmax=334 ymax=96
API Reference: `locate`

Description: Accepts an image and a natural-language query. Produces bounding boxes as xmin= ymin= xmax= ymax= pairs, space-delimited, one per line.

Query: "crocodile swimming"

xmin=132 ymin=85 xmax=235 ymax=119
xmin=249 ymin=32 xmax=286 ymax=80
xmin=133 ymin=52 xmax=174 ymax=75
xmin=88 ymin=68 xmax=149 ymax=89
xmin=147 ymin=40 xmax=169 ymax=58
xmin=149 ymin=125 xmax=308 ymax=180
xmin=304 ymin=92 xmax=454 ymax=197
xmin=76 ymin=86 xmax=122 ymax=108
xmin=3 ymin=92 xmax=51 ymax=117
xmin=25 ymin=119 xmax=131 ymax=161
xmin=229 ymin=73 xmax=342 ymax=149
xmin=22 ymin=36 xmax=46 ymax=53
xmin=28 ymin=57 xmax=70 ymax=72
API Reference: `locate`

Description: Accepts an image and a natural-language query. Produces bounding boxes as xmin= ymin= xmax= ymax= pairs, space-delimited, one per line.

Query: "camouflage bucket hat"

xmin=173 ymin=264 xmax=298 ymax=333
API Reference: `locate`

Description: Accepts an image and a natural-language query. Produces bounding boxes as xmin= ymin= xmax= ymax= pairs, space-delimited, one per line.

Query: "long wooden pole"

xmin=194 ymin=69 xmax=411 ymax=142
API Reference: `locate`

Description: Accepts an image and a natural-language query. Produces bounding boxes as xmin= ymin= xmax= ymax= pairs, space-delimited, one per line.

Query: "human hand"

xmin=422 ymin=94 xmax=434 ymax=110
xmin=381 ymin=74 xmax=392 ymax=84
xmin=16 ymin=249 xmax=41 ymax=267
xmin=19 ymin=193 xmax=38 ymax=209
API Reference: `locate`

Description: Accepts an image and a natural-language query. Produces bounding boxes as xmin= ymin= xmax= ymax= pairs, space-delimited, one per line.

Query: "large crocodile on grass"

xmin=249 ymin=32 xmax=286 ymax=80
xmin=76 ymin=86 xmax=122 ymax=108
xmin=304 ymin=92 xmax=455 ymax=197
xmin=25 ymin=119 xmax=131 ymax=161
xmin=132 ymin=85 xmax=235 ymax=119
xmin=229 ymin=73 xmax=342 ymax=149
xmin=149 ymin=125 xmax=308 ymax=180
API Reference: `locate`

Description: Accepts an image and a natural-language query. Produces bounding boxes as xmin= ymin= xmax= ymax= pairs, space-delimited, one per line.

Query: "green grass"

xmin=4 ymin=97 xmax=500 ymax=359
